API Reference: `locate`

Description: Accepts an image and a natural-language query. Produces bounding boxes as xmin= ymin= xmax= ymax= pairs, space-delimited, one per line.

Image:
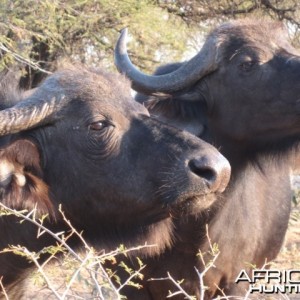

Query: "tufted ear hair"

xmin=144 ymin=93 xmax=210 ymax=139
xmin=0 ymin=139 xmax=54 ymax=217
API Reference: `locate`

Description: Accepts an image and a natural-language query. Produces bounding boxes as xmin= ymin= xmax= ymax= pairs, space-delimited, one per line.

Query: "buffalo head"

xmin=114 ymin=19 xmax=299 ymax=299
xmin=0 ymin=66 xmax=231 ymax=288
xmin=115 ymin=19 xmax=300 ymax=153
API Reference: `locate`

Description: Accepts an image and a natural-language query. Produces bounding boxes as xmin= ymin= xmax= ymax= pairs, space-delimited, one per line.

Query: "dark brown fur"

xmin=0 ymin=66 xmax=230 ymax=297
xmin=118 ymin=19 xmax=300 ymax=299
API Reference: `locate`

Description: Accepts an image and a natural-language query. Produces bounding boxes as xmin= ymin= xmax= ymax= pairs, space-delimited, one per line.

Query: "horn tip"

xmin=115 ymin=28 xmax=129 ymax=58
xmin=121 ymin=27 xmax=128 ymax=35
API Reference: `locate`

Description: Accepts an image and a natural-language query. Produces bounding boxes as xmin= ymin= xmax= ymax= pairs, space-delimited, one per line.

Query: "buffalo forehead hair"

xmin=210 ymin=18 xmax=288 ymax=60
xmin=52 ymin=64 xmax=132 ymax=101
xmin=0 ymin=63 xmax=133 ymax=109
xmin=215 ymin=18 xmax=286 ymax=41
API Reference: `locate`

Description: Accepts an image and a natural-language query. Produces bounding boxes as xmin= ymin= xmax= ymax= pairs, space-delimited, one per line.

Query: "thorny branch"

xmin=0 ymin=203 xmax=154 ymax=299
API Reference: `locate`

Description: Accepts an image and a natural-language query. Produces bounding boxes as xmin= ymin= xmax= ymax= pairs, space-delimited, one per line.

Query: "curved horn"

xmin=0 ymin=93 xmax=69 ymax=136
xmin=114 ymin=28 xmax=218 ymax=94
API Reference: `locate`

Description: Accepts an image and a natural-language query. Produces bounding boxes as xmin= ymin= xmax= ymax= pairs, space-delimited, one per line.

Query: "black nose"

xmin=188 ymin=155 xmax=231 ymax=193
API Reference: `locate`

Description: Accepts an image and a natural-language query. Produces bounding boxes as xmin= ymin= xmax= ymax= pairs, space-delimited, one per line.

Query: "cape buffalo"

xmin=115 ymin=19 xmax=299 ymax=298
xmin=0 ymin=65 xmax=231 ymax=297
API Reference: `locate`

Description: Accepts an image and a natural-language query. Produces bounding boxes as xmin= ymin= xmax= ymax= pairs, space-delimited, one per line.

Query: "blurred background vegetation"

xmin=0 ymin=0 xmax=300 ymax=89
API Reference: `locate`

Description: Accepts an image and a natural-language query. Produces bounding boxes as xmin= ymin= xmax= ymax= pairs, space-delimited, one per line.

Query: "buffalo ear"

xmin=140 ymin=93 xmax=209 ymax=139
xmin=0 ymin=139 xmax=54 ymax=217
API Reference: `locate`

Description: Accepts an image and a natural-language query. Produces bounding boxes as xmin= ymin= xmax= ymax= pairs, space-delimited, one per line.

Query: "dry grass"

xmin=273 ymin=208 xmax=300 ymax=271
xmin=275 ymin=175 xmax=300 ymax=271
xmin=265 ymin=175 xmax=300 ymax=300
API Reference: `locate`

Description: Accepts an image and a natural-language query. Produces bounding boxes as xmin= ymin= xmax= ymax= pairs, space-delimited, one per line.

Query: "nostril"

xmin=187 ymin=155 xmax=231 ymax=193
xmin=188 ymin=158 xmax=217 ymax=183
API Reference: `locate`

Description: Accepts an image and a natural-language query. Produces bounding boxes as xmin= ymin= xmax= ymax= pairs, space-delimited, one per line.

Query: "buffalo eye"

xmin=239 ymin=60 xmax=256 ymax=72
xmin=89 ymin=121 xmax=110 ymax=131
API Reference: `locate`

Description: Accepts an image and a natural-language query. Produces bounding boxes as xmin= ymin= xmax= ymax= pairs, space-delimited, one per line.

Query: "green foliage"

xmin=1 ymin=0 xmax=300 ymax=88
xmin=0 ymin=0 xmax=190 ymax=83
